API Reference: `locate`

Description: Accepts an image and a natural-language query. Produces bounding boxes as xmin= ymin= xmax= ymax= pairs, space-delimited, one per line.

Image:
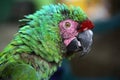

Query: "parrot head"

xmin=59 ymin=19 xmax=94 ymax=56
xmin=58 ymin=5 xmax=94 ymax=57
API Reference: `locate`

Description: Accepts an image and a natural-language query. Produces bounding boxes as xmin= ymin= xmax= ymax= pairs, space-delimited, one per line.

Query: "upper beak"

xmin=77 ymin=30 xmax=93 ymax=56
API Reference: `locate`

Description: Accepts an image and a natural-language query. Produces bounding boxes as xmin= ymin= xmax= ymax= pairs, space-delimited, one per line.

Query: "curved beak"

xmin=66 ymin=30 xmax=93 ymax=56
xmin=77 ymin=30 xmax=93 ymax=56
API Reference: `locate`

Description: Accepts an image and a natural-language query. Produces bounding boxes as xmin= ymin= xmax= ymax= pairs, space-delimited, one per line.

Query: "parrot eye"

xmin=65 ymin=22 xmax=71 ymax=28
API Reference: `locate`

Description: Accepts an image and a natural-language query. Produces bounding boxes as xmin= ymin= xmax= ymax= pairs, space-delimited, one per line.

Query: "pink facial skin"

xmin=59 ymin=19 xmax=79 ymax=46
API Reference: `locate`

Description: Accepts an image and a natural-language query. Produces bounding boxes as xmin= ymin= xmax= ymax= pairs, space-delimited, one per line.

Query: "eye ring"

xmin=65 ymin=22 xmax=71 ymax=28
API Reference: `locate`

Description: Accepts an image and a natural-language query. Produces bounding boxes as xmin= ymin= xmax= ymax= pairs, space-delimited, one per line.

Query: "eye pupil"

xmin=65 ymin=22 xmax=71 ymax=28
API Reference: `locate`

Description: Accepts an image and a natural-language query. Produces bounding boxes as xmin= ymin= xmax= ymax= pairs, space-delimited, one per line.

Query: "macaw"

xmin=0 ymin=4 xmax=94 ymax=80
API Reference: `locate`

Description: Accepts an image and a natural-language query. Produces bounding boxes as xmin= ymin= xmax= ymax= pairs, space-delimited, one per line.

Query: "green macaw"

xmin=0 ymin=4 xmax=94 ymax=80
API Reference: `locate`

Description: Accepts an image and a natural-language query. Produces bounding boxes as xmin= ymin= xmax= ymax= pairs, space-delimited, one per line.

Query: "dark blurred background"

xmin=0 ymin=0 xmax=120 ymax=80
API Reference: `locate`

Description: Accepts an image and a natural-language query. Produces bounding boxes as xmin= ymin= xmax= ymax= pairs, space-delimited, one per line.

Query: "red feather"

xmin=77 ymin=19 xmax=94 ymax=32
